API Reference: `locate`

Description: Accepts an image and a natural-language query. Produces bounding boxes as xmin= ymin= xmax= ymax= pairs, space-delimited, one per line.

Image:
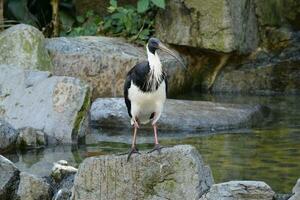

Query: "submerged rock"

xmin=0 ymin=65 xmax=90 ymax=144
xmin=199 ymin=181 xmax=275 ymax=200
xmin=155 ymin=0 xmax=258 ymax=53
xmin=45 ymin=36 xmax=185 ymax=98
xmin=17 ymin=172 xmax=51 ymax=200
xmin=0 ymin=119 xmax=19 ymax=152
xmin=72 ymin=145 xmax=213 ymax=200
xmin=90 ymin=98 xmax=269 ymax=131
xmin=0 ymin=155 xmax=20 ymax=200
xmin=0 ymin=24 xmax=52 ymax=71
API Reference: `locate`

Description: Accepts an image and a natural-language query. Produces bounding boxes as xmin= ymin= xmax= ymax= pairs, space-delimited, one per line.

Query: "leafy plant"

xmin=99 ymin=0 xmax=165 ymax=44
xmin=61 ymin=10 xmax=101 ymax=37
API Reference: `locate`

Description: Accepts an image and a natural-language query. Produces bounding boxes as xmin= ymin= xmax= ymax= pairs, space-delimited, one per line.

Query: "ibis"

xmin=123 ymin=38 xmax=185 ymax=161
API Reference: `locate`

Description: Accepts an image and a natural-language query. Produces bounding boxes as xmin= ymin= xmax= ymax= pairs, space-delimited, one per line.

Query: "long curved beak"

xmin=158 ymin=43 xmax=186 ymax=69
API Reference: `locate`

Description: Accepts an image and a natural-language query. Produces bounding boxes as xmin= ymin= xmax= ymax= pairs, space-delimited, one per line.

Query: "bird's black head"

xmin=147 ymin=38 xmax=160 ymax=54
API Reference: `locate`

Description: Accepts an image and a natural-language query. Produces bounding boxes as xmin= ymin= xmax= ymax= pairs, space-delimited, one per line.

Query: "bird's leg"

xmin=148 ymin=122 xmax=163 ymax=154
xmin=127 ymin=118 xmax=141 ymax=161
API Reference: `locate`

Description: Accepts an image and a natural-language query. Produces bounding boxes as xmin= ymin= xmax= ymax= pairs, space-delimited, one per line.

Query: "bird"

xmin=123 ymin=37 xmax=185 ymax=161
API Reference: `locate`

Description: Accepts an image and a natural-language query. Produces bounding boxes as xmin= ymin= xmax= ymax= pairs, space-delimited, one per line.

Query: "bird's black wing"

xmin=124 ymin=61 xmax=150 ymax=118
xmin=124 ymin=72 xmax=132 ymax=118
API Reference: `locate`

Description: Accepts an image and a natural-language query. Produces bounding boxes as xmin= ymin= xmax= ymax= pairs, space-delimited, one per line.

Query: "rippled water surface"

xmin=3 ymin=94 xmax=300 ymax=193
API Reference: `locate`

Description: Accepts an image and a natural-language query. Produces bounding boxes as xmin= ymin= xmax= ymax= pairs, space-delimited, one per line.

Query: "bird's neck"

xmin=147 ymin=47 xmax=162 ymax=78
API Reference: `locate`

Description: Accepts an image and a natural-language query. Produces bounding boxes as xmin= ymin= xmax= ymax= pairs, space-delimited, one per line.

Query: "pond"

xmin=3 ymin=94 xmax=300 ymax=193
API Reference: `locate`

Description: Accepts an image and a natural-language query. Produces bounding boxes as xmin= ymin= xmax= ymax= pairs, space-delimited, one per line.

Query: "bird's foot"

xmin=127 ymin=147 xmax=141 ymax=162
xmin=147 ymin=144 xmax=164 ymax=154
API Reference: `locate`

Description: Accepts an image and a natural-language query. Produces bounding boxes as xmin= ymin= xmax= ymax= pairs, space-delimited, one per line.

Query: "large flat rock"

xmin=0 ymin=65 xmax=90 ymax=144
xmin=90 ymin=98 xmax=269 ymax=131
xmin=45 ymin=36 xmax=185 ymax=98
xmin=72 ymin=145 xmax=213 ymax=200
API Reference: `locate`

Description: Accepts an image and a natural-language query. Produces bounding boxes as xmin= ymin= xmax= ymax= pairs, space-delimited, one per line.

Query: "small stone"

xmin=16 ymin=127 xmax=46 ymax=149
xmin=199 ymin=181 xmax=275 ymax=200
xmin=51 ymin=161 xmax=77 ymax=182
xmin=57 ymin=160 xmax=68 ymax=166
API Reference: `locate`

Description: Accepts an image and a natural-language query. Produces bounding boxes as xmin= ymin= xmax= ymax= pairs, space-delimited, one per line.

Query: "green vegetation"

xmin=2 ymin=0 xmax=165 ymax=43
xmin=66 ymin=0 xmax=166 ymax=43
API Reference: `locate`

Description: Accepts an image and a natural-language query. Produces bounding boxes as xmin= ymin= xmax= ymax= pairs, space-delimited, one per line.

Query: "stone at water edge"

xmin=72 ymin=145 xmax=214 ymax=200
xmin=0 ymin=65 xmax=91 ymax=144
xmin=16 ymin=127 xmax=46 ymax=149
xmin=45 ymin=36 xmax=185 ymax=98
xmin=199 ymin=181 xmax=275 ymax=200
xmin=51 ymin=160 xmax=77 ymax=200
xmin=0 ymin=119 xmax=19 ymax=152
xmin=0 ymin=24 xmax=52 ymax=71
xmin=289 ymin=178 xmax=300 ymax=200
xmin=17 ymin=172 xmax=51 ymax=200
xmin=90 ymin=98 xmax=269 ymax=131
xmin=0 ymin=155 xmax=20 ymax=200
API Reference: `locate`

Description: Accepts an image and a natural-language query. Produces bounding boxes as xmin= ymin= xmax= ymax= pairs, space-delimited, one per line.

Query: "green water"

xmin=3 ymin=94 xmax=300 ymax=193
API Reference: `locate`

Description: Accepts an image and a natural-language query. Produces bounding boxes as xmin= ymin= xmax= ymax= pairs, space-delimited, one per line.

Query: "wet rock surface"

xmin=90 ymin=98 xmax=269 ymax=131
xmin=72 ymin=145 xmax=214 ymax=200
xmin=45 ymin=36 xmax=185 ymax=98
xmin=0 ymin=65 xmax=90 ymax=144
xmin=199 ymin=181 xmax=275 ymax=200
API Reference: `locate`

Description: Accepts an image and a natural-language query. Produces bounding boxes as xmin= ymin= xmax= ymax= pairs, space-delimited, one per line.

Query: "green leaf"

xmin=110 ymin=0 xmax=117 ymax=7
xmin=76 ymin=16 xmax=85 ymax=23
xmin=137 ymin=0 xmax=149 ymax=13
xmin=151 ymin=0 xmax=165 ymax=9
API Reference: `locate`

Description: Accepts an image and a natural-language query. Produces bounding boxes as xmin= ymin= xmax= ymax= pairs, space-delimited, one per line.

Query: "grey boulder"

xmin=155 ymin=0 xmax=258 ymax=53
xmin=0 ymin=119 xmax=19 ymax=152
xmin=90 ymin=98 xmax=269 ymax=131
xmin=199 ymin=181 xmax=275 ymax=200
xmin=45 ymin=36 xmax=185 ymax=98
xmin=0 ymin=155 xmax=20 ymax=200
xmin=0 ymin=24 xmax=52 ymax=71
xmin=289 ymin=178 xmax=300 ymax=200
xmin=72 ymin=145 xmax=213 ymax=200
xmin=17 ymin=172 xmax=51 ymax=200
xmin=0 ymin=65 xmax=90 ymax=144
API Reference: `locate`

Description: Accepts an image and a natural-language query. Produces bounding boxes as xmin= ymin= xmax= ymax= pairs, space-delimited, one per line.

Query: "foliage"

xmin=61 ymin=10 xmax=101 ymax=37
xmin=98 ymin=0 xmax=165 ymax=44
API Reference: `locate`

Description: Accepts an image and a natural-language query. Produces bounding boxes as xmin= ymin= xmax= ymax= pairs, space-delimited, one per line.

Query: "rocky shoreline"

xmin=0 ymin=145 xmax=299 ymax=200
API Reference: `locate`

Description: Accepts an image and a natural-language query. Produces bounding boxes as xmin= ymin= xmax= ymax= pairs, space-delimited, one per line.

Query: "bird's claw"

xmin=147 ymin=144 xmax=163 ymax=154
xmin=127 ymin=147 xmax=141 ymax=162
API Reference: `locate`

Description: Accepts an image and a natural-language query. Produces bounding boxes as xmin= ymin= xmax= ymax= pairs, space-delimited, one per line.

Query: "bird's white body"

xmin=128 ymin=49 xmax=166 ymax=125
xmin=128 ymin=81 xmax=166 ymax=125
